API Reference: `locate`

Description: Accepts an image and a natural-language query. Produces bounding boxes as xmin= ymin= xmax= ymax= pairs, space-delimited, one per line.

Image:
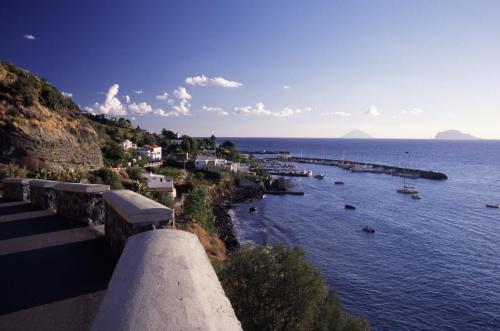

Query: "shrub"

xmin=184 ymin=187 xmax=215 ymax=233
xmin=127 ymin=166 xmax=145 ymax=180
xmin=93 ymin=168 xmax=123 ymax=189
xmin=219 ymin=245 xmax=370 ymax=331
xmin=151 ymin=191 xmax=174 ymax=208
xmin=3 ymin=162 xmax=29 ymax=178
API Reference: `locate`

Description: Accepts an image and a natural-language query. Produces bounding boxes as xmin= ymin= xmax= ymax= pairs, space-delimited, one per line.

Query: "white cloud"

xmin=156 ymin=92 xmax=169 ymax=100
xmin=203 ymin=106 xmax=229 ymax=116
xmin=234 ymin=103 xmax=301 ymax=118
xmin=171 ymin=99 xmax=191 ymax=114
xmin=154 ymin=108 xmax=177 ymax=117
xmin=185 ymin=75 xmax=242 ymax=88
xmin=124 ymin=95 xmax=131 ymax=103
xmin=61 ymin=91 xmax=73 ymax=98
xmin=365 ymin=105 xmax=380 ymax=116
xmin=334 ymin=111 xmax=351 ymax=117
xmin=24 ymin=34 xmax=36 ymax=40
xmin=134 ymin=89 xmax=144 ymax=94
xmin=128 ymin=102 xmax=154 ymax=115
xmin=95 ymin=84 xmax=127 ymax=115
xmin=283 ymin=85 xmax=291 ymax=89
xmin=400 ymin=108 xmax=423 ymax=116
xmin=173 ymin=86 xmax=191 ymax=100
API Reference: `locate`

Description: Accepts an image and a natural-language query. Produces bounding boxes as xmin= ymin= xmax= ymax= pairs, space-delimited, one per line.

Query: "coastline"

xmin=211 ymin=179 xmax=263 ymax=251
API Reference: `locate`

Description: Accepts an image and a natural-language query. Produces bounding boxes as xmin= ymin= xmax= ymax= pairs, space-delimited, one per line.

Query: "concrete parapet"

xmin=103 ymin=190 xmax=174 ymax=255
xmin=1 ymin=178 xmax=32 ymax=201
xmin=92 ymin=230 xmax=242 ymax=331
xmin=29 ymin=179 xmax=60 ymax=210
xmin=55 ymin=183 xmax=110 ymax=225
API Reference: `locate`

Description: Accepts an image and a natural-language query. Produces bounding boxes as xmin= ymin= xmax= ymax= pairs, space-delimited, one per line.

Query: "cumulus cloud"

xmin=185 ymin=75 xmax=242 ymax=88
xmin=124 ymin=95 xmax=131 ymax=103
xmin=171 ymin=99 xmax=191 ymax=114
xmin=203 ymin=106 xmax=229 ymax=116
xmin=24 ymin=34 xmax=36 ymax=40
xmin=61 ymin=91 xmax=73 ymax=98
xmin=134 ymin=89 xmax=144 ymax=94
xmin=128 ymin=102 xmax=154 ymax=115
xmin=365 ymin=105 xmax=380 ymax=116
xmin=173 ymin=86 xmax=192 ymax=100
xmin=154 ymin=108 xmax=177 ymax=117
xmin=400 ymin=108 xmax=423 ymax=116
xmin=234 ymin=103 xmax=302 ymax=118
xmin=334 ymin=111 xmax=351 ymax=117
xmin=283 ymin=85 xmax=291 ymax=89
xmin=156 ymin=92 xmax=169 ymax=100
xmin=95 ymin=84 xmax=127 ymax=115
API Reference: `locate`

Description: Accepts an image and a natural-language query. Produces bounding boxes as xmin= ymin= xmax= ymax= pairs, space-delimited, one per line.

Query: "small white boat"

xmin=314 ymin=174 xmax=325 ymax=179
xmin=397 ymin=187 xmax=419 ymax=194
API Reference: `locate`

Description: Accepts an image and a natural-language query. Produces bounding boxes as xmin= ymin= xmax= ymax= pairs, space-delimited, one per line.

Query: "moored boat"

xmin=345 ymin=204 xmax=356 ymax=210
xmin=486 ymin=204 xmax=500 ymax=208
xmin=314 ymin=173 xmax=325 ymax=179
xmin=334 ymin=181 xmax=344 ymax=185
xmin=363 ymin=225 xmax=375 ymax=233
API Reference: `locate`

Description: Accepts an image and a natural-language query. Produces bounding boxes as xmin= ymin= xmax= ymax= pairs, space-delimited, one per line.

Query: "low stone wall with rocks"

xmin=91 ymin=230 xmax=242 ymax=331
xmin=1 ymin=178 xmax=32 ymax=201
xmin=55 ymin=183 xmax=110 ymax=225
xmin=103 ymin=190 xmax=174 ymax=255
xmin=29 ymin=179 xmax=60 ymax=210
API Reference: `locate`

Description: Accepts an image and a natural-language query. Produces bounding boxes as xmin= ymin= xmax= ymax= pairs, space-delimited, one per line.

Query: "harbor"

xmin=271 ymin=156 xmax=448 ymax=180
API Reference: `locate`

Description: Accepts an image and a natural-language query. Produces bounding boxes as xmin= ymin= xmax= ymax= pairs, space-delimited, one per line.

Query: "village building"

xmin=137 ymin=145 xmax=162 ymax=161
xmin=121 ymin=139 xmax=137 ymax=150
xmin=140 ymin=172 xmax=176 ymax=198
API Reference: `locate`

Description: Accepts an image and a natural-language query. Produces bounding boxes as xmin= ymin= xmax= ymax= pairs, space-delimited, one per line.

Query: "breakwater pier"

xmin=277 ymin=157 xmax=448 ymax=180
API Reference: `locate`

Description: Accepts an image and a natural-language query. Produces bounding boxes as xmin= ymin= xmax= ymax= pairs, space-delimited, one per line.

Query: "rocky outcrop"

xmin=209 ymin=179 xmax=262 ymax=251
xmin=0 ymin=62 xmax=104 ymax=172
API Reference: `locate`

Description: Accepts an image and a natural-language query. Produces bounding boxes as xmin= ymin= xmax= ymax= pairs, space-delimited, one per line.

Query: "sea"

xmin=225 ymin=138 xmax=500 ymax=331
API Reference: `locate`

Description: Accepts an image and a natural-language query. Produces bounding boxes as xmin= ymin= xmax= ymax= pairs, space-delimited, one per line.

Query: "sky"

xmin=1 ymin=0 xmax=500 ymax=139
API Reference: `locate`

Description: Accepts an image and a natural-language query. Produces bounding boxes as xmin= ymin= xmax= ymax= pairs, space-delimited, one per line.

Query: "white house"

xmin=137 ymin=145 xmax=162 ymax=161
xmin=195 ymin=156 xmax=227 ymax=170
xmin=121 ymin=139 xmax=137 ymax=150
xmin=141 ymin=172 xmax=176 ymax=198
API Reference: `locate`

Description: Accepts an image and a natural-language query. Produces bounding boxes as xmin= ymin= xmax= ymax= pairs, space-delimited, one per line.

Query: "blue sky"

xmin=1 ymin=0 xmax=500 ymax=138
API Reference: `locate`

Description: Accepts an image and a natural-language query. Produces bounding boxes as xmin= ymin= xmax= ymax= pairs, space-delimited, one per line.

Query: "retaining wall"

xmin=29 ymin=179 xmax=59 ymax=210
xmin=1 ymin=178 xmax=32 ymax=201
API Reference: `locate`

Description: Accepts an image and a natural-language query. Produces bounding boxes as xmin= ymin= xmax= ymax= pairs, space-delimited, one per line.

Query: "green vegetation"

xmin=219 ymin=245 xmax=370 ymax=331
xmin=184 ymin=187 xmax=215 ymax=234
xmin=0 ymin=162 xmax=29 ymax=178
xmin=91 ymin=168 xmax=124 ymax=189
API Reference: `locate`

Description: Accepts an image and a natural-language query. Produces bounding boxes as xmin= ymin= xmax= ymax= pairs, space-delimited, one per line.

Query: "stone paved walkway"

xmin=0 ymin=199 xmax=117 ymax=331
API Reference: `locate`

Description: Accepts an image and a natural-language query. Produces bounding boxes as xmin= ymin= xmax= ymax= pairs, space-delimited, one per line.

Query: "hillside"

xmin=435 ymin=130 xmax=479 ymax=140
xmin=0 ymin=62 xmax=103 ymax=172
xmin=341 ymin=129 xmax=373 ymax=139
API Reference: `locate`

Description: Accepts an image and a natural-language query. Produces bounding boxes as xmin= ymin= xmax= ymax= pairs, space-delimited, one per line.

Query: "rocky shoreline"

xmin=211 ymin=181 xmax=262 ymax=251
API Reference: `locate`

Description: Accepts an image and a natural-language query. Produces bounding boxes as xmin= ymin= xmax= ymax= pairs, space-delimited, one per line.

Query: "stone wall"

xmin=29 ymin=179 xmax=59 ymax=210
xmin=103 ymin=190 xmax=174 ymax=255
xmin=55 ymin=183 xmax=110 ymax=225
xmin=91 ymin=230 xmax=242 ymax=331
xmin=1 ymin=178 xmax=31 ymax=201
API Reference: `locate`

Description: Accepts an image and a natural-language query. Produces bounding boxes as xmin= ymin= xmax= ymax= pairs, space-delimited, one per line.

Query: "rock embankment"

xmin=209 ymin=179 xmax=262 ymax=251
xmin=0 ymin=61 xmax=104 ymax=172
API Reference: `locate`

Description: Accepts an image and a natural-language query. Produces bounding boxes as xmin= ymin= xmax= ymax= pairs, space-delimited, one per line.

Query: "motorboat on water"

xmin=302 ymin=169 xmax=313 ymax=177
xmin=345 ymin=204 xmax=356 ymax=210
xmin=411 ymin=194 xmax=421 ymax=200
xmin=363 ymin=225 xmax=375 ymax=233
xmin=314 ymin=173 xmax=325 ymax=179
xmin=334 ymin=181 xmax=344 ymax=185
xmin=249 ymin=207 xmax=258 ymax=213
xmin=486 ymin=204 xmax=500 ymax=208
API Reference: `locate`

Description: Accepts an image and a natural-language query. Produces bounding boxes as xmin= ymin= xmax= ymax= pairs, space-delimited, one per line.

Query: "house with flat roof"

xmin=141 ymin=172 xmax=176 ymax=198
xmin=137 ymin=145 xmax=162 ymax=161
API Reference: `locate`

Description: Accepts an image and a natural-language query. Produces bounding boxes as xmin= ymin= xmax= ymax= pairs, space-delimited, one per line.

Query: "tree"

xmin=221 ymin=140 xmax=236 ymax=150
xmin=181 ymin=136 xmax=198 ymax=154
xmin=184 ymin=187 xmax=214 ymax=233
xmin=220 ymin=245 xmax=327 ymax=331
xmin=102 ymin=141 xmax=125 ymax=165
xmin=161 ymin=129 xmax=178 ymax=139
xmin=93 ymin=168 xmax=123 ymax=189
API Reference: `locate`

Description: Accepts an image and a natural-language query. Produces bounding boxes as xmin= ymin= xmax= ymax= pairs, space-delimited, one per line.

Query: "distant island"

xmin=341 ymin=129 xmax=373 ymax=139
xmin=435 ymin=130 xmax=479 ymax=140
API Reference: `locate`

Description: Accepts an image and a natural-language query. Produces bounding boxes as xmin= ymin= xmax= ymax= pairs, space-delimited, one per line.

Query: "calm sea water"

xmin=226 ymin=138 xmax=500 ymax=331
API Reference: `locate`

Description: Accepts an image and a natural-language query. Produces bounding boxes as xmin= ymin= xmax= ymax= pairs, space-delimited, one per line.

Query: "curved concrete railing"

xmin=29 ymin=179 xmax=60 ymax=210
xmin=55 ymin=183 xmax=110 ymax=225
xmin=92 ymin=230 xmax=242 ymax=331
xmin=1 ymin=178 xmax=32 ymax=201
xmin=102 ymin=190 xmax=174 ymax=254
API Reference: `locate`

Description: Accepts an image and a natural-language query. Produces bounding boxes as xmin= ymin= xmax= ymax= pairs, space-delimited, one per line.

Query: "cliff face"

xmin=0 ymin=62 xmax=103 ymax=172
